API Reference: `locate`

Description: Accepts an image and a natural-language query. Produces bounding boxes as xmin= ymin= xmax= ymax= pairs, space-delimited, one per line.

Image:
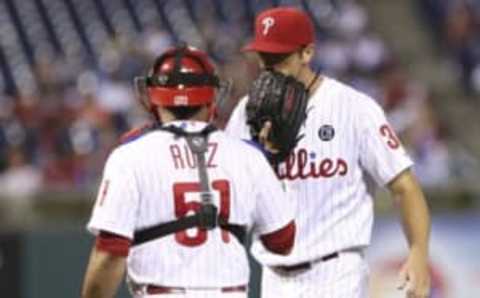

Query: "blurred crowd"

xmin=0 ymin=0 xmax=470 ymax=203
xmin=419 ymin=0 xmax=480 ymax=95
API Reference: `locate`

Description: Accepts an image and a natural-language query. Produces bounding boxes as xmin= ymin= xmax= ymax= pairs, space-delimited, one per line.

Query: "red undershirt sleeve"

xmin=260 ymin=221 xmax=295 ymax=255
xmin=95 ymin=231 xmax=132 ymax=257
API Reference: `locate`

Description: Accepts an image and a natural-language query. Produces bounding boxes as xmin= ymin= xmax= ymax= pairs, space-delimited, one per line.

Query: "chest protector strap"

xmin=132 ymin=124 xmax=246 ymax=246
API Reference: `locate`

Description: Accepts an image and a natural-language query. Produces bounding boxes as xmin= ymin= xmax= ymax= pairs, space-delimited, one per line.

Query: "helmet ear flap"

xmin=134 ymin=76 xmax=153 ymax=111
xmin=134 ymin=76 xmax=161 ymax=122
xmin=207 ymin=102 xmax=217 ymax=122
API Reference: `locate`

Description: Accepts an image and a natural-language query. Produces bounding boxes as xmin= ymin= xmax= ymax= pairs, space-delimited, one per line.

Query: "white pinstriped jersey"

xmin=226 ymin=77 xmax=413 ymax=266
xmin=87 ymin=121 xmax=294 ymax=287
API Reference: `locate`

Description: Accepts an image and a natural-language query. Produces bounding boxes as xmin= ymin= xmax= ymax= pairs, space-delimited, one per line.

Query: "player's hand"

xmin=397 ymin=247 xmax=431 ymax=298
xmin=258 ymin=121 xmax=279 ymax=153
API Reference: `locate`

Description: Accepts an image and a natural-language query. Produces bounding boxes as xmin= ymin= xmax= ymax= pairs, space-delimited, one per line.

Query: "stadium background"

xmin=0 ymin=0 xmax=479 ymax=297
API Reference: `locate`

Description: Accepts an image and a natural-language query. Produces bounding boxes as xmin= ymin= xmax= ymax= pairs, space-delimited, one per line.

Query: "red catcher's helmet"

xmin=142 ymin=45 xmax=220 ymax=107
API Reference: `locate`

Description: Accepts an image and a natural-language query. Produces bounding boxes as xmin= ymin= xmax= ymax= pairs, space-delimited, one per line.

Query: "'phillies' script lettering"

xmin=276 ymin=148 xmax=348 ymax=180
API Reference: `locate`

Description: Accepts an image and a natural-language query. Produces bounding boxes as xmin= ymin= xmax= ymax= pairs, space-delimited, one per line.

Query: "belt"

xmin=146 ymin=285 xmax=247 ymax=294
xmin=273 ymin=252 xmax=339 ymax=273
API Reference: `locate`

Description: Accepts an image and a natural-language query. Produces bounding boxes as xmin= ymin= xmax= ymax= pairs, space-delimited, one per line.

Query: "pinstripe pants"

xmin=260 ymin=251 xmax=369 ymax=298
xmin=138 ymin=292 xmax=246 ymax=298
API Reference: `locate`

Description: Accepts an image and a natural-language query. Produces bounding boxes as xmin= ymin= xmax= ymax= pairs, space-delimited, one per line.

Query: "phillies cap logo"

xmin=261 ymin=17 xmax=275 ymax=35
xmin=318 ymin=125 xmax=335 ymax=141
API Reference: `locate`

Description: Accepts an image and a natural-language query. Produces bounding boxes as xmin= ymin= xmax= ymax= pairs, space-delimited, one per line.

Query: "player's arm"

xmin=81 ymin=247 xmax=126 ymax=298
xmin=388 ymin=169 xmax=431 ymax=297
xmin=249 ymin=146 xmax=296 ymax=255
xmin=358 ymin=96 xmax=431 ymax=297
xmin=81 ymin=232 xmax=131 ymax=298
xmin=83 ymin=146 xmax=139 ymax=298
xmin=225 ymin=96 xmax=251 ymax=139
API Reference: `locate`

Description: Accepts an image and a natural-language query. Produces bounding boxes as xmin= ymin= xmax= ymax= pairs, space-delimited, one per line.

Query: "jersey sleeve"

xmin=250 ymin=151 xmax=295 ymax=235
xmin=358 ymin=96 xmax=414 ymax=186
xmin=87 ymin=148 xmax=140 ymax=239
xmin=225 ymin=96 xmax=251 ymax=139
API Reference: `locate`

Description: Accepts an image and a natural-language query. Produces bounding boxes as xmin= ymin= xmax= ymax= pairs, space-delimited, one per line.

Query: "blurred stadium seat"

xmin=419 ymin=0 xmax=480 ymax=95
xmin=0 ymin=0 xmax=478 ymax=209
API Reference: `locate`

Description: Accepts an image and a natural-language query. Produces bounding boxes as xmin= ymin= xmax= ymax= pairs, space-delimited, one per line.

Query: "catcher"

xmin=226 ymin=6 xmax=431 ymax=298
xmin=81 ymin=45 xmax=296 ymax=298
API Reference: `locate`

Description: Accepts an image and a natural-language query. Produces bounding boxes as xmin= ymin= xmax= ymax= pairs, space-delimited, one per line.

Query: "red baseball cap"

xmin=243 ymin=7 xmax=315 ymax=54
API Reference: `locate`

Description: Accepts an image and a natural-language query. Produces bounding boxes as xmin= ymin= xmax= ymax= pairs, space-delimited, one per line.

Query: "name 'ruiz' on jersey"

xmin=226 ymin=77 xmax=413 ymax=266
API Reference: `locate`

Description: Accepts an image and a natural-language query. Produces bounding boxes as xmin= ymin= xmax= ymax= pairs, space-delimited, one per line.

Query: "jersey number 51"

xmin=173 ymin=179 xmax=231 ymax=247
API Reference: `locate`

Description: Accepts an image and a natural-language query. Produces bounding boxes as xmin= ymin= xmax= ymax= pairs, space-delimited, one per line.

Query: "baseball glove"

xmin=246 ymin=70 xmax=309 ymax=164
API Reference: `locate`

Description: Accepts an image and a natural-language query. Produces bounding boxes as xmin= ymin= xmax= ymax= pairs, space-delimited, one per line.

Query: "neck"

xmin=299 ymin=68 xmax=322 ymax=94
xmin=157 ymin=106 xmax=210 ymax=123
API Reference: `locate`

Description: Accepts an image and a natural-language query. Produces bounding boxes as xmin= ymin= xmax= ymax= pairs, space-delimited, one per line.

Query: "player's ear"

xmin=207 ymin=102 xmax=216 ymax=122
xmin=300 ymin=44 xmax=315 ymax=65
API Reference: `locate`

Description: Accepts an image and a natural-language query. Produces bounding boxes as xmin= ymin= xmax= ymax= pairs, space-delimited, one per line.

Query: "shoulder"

xmin=316 ymin=77 xmax=384 ymax=113
xmin=235 ymin=95 xmax=249 ymax=110
xmin=104 ymin=143 xmax=132 ymax=170
xmin=215 ymin=130 xmax=267 ymax=159
xmin=327 ymin=80 xmax=388 ymax=131
xmin=229 ymin=95 xmax=249 ymax=117
xmin=111 ymin=122 xmax=164 ymax=165
xmin=117 ymin=122 xmax=157 ymax=146
xmin=225 ymin=95 xmax=251 ymax=137
xmin=327 ymin=78 xmax=374 ymax=102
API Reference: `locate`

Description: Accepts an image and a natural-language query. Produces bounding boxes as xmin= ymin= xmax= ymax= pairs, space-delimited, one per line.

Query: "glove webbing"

xmin=268 ymin=70 xmax=320 ymax=165
xmin=132 ymin=124 xmax=246 ymax=246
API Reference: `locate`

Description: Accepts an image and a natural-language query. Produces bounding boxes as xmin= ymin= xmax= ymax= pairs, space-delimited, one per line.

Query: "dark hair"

xmin=165 ymin=106 xmax=203 ymax=120
xmin=258 ymin=52 xmax=293 ymax=68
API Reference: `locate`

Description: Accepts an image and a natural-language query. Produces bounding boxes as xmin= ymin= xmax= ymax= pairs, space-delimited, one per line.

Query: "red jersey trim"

xmin=260 ymin=221 xmax=295 ymax=255
xmin=95 ymin=231 xmax=132 ymax=257
xmin=118 ymin=123 xmax=155 ymax=146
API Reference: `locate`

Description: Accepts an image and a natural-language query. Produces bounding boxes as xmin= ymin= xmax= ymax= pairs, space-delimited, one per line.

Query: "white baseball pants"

xmin=260 ymin=250 xmax=369 ymax=298
xmin=133 ymin=288 xmax=246 ymax=298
